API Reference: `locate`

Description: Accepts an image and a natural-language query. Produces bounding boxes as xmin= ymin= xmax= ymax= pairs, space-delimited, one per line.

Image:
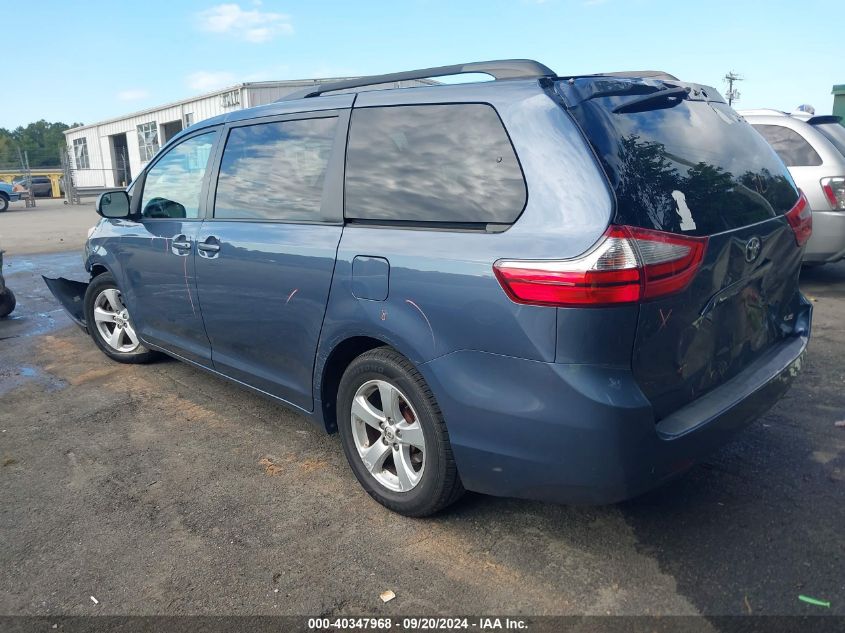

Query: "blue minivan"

xmin=46 ymin=61 xmax=812 ymax=516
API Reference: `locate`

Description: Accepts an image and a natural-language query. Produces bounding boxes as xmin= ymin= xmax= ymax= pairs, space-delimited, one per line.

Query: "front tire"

xmin=0 ymin=195 xmax=8 ymax=212
xmin=84 ymin=272 xmax=157 ymax=364
xmin=337 ymin=347 xmax=463 ymax=516
xmin=0 ymin=289 xmax=15 ymax=317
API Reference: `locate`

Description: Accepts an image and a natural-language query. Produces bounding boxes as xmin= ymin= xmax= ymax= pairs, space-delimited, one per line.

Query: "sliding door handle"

xmin=197 ymin=236 xmax=221 ymax=256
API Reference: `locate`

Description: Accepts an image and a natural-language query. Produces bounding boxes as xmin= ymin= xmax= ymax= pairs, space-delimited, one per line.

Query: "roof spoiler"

xmin=807 ymin=115 xmax=843 ymax=125
xmin=604 ymin=70 xmax=678 ymax=80
xmin=278 ymin=59 xmax=557 ymax=101
xmin=586 ymin=70 xmax=680 ymax=81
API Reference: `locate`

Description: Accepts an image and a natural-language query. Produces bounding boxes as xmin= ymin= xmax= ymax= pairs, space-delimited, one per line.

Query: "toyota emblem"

xmin=745 ymin=237 xmax=762 ymax=263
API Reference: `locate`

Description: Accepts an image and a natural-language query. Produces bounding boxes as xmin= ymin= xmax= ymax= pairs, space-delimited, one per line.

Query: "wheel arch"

xmin=90 ymin=263 xmax=109 ymax=278
xmin=317 ymin=335 xmax=395 ymax=433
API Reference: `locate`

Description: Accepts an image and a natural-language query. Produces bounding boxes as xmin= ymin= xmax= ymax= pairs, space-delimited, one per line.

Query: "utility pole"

xmin=16 ymin=146 xmax=35 ymax=208
xmin=724 ymin=71 xmax=743 ymax=106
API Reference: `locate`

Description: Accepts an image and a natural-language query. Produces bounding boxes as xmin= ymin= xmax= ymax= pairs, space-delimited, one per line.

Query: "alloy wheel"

xmin=350 ymin=379 xmax=426 ymax=492
xmin=93 ymin=288 xmax=140 ymax=353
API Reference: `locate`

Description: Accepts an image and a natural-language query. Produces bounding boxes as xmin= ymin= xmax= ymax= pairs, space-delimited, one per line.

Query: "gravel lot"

xmin=0 ymin=198 xmax=98 ymax=256
xmin=0 ymin=203 xmax=842 ymax=620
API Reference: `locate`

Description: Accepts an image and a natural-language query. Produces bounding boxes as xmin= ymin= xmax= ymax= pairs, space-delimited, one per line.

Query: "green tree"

xmin=0 ymin=120 xmax=83 ymax=169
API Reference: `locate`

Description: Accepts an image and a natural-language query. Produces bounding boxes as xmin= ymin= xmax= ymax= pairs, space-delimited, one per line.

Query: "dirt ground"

xmin=0 ymin=198 xmax=98 ymax=256
xmin=0 ymin=204 xmax=843 ymax=621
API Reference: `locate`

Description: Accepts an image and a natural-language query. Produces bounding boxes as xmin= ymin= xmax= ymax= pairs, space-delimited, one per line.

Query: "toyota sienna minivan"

xmin=46 ymin=60 xmax=812 ymax=516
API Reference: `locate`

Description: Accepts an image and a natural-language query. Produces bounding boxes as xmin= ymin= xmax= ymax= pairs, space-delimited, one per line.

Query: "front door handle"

xmin=197 ymin=236 xmax=221 ymax=256
xmin=171 ymin=234 xmax=192 ymax=255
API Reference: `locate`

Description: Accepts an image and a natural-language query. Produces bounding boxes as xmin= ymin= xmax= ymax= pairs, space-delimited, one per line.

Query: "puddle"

xmin=0 ymin=364 xmax=68 ymax=397
xmin=0 ymin=308 xmax=68 ymax=340
xmin=0 ymin=252 xmax=85 ymax=339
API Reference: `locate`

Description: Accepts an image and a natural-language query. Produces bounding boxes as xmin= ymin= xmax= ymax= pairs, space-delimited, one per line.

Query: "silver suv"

xmin=740 ymin=109 xmax=845 ymax=265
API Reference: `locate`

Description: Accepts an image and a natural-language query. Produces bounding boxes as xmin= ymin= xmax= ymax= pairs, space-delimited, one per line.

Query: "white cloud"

xmin=186 ymin=70 xmax=237 ymax=91
xmin=117 ymin=89 xmax=150 ymax=101
xmin=195 ymin=3 xmax=294 ymax=43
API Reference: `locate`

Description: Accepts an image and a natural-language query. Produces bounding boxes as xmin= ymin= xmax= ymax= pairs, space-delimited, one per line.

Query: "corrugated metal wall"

xmin=65 ymin=79 xmax=432 ymax=188
xmin=65 ymin=90 xmax=236 ymax=188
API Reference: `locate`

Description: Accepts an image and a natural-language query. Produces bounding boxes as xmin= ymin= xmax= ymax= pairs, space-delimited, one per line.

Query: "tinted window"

xmin=752 ymin=124 xmax=822 ymax=167
xmin=214 ymin=118 xmax=337 ymax=221
xmin=558 ymin=78 xmax=799 ymax=236
xmin=141 ymin=132 xmax=215 ymax=219
xmin=813 ymin=122 xmax=845 ymax=157
xmin=345 ymin=104 xmax=526 ymax=224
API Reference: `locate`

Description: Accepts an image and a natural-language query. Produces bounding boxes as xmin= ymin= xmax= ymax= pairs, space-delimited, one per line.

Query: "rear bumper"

xmin=804 ymin=210 xmax=845 ymax=264
xmin=421 ymin=302 xmax=811 ymax=505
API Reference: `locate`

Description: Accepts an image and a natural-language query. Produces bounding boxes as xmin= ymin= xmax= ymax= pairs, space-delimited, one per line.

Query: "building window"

xmin=137 ymin=122 xmax=160 ymax=162
xmin=184 ymin=112 xmax=194 ymax=127
xmin=72 ymin=138 xmax=90 ymax=169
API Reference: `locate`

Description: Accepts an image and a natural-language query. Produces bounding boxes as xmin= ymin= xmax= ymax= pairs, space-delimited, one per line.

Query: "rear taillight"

xmin=493 ymin=225 xmax=707 ymax=307
xmin=784 ymin=191 xmax=812 ymax=246
xmin=821 ymin=177 xmax=845 ymax=210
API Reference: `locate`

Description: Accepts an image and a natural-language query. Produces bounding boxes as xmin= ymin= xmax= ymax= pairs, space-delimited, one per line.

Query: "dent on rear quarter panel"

xmin=317 ymin=80 xmax=614 ymax=371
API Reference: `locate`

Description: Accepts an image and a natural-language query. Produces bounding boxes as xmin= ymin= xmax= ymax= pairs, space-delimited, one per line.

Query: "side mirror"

xmin=96 ymin=190 xmax=131 ymax=218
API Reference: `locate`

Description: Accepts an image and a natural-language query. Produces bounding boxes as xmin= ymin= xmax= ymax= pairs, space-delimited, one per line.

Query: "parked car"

xmin=0 ymin=246 xmax=15 ymax=317
xmin=14 ymin=175 xmax=58 ymax=198
xmin=45 ymin=60 xmax=812 ymax=516
xmin=740 ymin=110 xmax=845 ymax=265
xmin=0 ymin=181 xmax=22 ymax=212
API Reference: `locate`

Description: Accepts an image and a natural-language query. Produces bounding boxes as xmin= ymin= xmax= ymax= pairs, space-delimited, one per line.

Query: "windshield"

xmin=813 ymin=122 xmax=845 ymax=157
xmin=557 ymin=78 xmax=800 ymax=236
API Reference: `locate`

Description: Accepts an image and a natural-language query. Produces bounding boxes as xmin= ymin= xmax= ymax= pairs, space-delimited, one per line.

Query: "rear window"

xmin=752 ymin=124 xmax=822 ymax=167
xmin=558 ymin=79 xmax=799 ymax=236
xmin=345 ymin=104 xmax=526 ymax=225
xmin=812 ymin=121 xmax=845 ymax=157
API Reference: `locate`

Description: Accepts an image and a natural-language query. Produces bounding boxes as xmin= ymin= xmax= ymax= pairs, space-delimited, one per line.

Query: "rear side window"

xmin=345 ymin=104 xmax=526 ymax=225
xmin=813 ymin=122 xmax=845 ymax=157
xmin=752 ymin=124 xmax=823 ymax=167
xmin=214 ymin=117 xmax=338 ymax=221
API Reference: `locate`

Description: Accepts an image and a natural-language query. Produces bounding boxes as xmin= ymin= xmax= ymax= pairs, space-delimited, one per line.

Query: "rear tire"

xmin=84 ymin=272 xmax=157 ymax=364
xmin=0 ymin=289 xmax=15 ymax=317
xmin=337 ymin=347 xmax=463 ymax=516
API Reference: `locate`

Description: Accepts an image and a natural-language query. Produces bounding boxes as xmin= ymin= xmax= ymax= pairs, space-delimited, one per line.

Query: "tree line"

xmin=0 ymin=120 xmax=82 ymax=170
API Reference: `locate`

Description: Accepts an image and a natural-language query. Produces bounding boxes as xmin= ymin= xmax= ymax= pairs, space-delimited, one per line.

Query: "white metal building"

xmin=64 ymin=78 xmax=430 ymax=189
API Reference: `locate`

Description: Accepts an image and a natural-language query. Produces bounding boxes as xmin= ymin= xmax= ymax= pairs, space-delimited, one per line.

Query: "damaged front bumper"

xmin=42 ymin=276 xmax=89 ymax=331
xmin=0 ymin=250 xmax=6 ymax=293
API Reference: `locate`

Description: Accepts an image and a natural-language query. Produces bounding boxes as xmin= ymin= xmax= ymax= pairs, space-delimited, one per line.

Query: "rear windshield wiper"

xmin=613 ymin=86 xmax=690 ymax=114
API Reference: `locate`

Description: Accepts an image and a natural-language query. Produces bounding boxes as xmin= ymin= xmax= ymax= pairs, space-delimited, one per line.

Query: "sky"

xmin=3 ymin=0 xmax=840 ymax=129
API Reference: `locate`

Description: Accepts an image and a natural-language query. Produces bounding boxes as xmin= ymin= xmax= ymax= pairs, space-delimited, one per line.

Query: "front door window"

xmin=141 ymin=132 xmax=215 ymax=219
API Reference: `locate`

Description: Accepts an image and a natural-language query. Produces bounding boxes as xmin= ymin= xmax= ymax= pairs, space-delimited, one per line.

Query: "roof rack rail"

xmin=279 ymin=59 xmax=556 ymax=101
